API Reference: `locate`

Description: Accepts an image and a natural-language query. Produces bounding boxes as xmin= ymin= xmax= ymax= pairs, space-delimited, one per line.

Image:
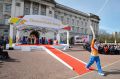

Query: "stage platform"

xmin=6 ymin=44 xmax=69 ymax=51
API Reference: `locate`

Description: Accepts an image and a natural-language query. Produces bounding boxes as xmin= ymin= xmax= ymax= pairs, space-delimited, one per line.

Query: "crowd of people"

xmin=0 ymin=36 xmax=8 ymax=49
xmin=0 ymin=36 xmax=10 ymax=59
xmin=98 ymin=44 xmax=120 ymax=54
xmin=20 ymin=35 xmax=57 ymax=45
xmin=83 ymin=42 xmax=120 ymax=55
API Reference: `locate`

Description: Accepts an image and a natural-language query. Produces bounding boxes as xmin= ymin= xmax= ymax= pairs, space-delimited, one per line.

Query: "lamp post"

xmin=105 ymin=39 xmax=107 ymax=44
xmin=114 ymin=32 xmax=117 ymax=45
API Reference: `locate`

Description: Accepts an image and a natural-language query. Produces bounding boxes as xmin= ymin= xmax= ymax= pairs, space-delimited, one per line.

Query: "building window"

xmin=4 ymin=0 xmax=11 ymax=2
xmin=24 ymin=8 xmax=30 ymax=15
xmin=80 ymin=28 xmax=84 ymax=34
xmin=0 ymin=13 xmax=3 ymax=24
xmin=78 ymin=27 xmax=80 ymax=32
xmin=32 ymin=2 xmax=39 ymax=15
xmin=4 ymin=15 xmax=10 ymax=19
xmin=4 ymin=15 xmax=10 ymax=25
xmin=81 ymin=21 xmax=83 ymax=25
xmin=0 ymin=4 xmax=3 ymax=12
xmin=41 ymin=4 xmax=46 ymax=15
xmin=61 ymin=16 xmax=64 ymax=22
xmin=85 ymin=22 xmax=87 ymax=27
xmin=5 ymin=4 xmax=11 ymax=12
xmin=54 ymin=14 xmax=57 ymax=19
xmin=85 ymin=29 xmax=87 ymax=34
xmin=67 ymin=18 xmax=69 ymax=24
xmin=72 ymin=26 xmax=75 ymax=31
xmin=72 ymin=19 xmax=74 ymax=25
xmin=49 ymin=11 xmax=52 ymax=14
xmin=74 ymin=27 xmax=77 ymax=32
xmin=4 ymin=29 xmax=8 ymax=32
xmin=77 ymin=20 xmax=79 ymax=26
xmin=83 ymin=19 xmax=85 ymax=21
xmin=24 ymin=1 xmax=30 ymax=15
xmin=54 ymin=13 xmax=58 ymax=19
xmin=0 ymin=19 xmax=3 ymax=24
xmin=0 ymin=0 xmax=3 ymax=2
xmin=79 ymin=17 xmax=81 ymax=20
xmin=16 ymin=3 xmax=20 ymax=7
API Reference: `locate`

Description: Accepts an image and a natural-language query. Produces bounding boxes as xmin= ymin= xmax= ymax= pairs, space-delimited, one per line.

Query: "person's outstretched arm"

xmin=91 ymin=39 xmax=97 ymax=51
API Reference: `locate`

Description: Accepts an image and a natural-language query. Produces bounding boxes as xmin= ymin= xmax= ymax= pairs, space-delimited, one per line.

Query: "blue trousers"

xmin=86 ymin=55 xmax=103 ymax=73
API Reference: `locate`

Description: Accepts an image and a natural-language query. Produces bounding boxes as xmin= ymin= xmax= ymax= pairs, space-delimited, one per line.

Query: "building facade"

xmin=0 ymin=0 xmax=11 ymax=37
xmin=0 ymin=0 xmax=100 ymax=41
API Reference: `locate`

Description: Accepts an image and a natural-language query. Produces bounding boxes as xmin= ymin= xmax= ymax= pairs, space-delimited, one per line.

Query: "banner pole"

xmin=9 ymin=24 xmax=14 ymax=50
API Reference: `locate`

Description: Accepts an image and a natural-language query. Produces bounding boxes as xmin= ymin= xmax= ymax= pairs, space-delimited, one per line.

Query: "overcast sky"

xmin=55 ymin=0 xmax=120 ymax=33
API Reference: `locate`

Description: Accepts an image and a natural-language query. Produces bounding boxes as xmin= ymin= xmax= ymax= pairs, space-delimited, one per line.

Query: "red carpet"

xmin=45 ymin=46 xmax=94 ymax=75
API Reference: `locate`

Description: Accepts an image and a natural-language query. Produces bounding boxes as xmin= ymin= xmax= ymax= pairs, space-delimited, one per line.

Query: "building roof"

xmin=90 ymin=13 xmax=100 ymax=20
xmin=55 ymin=3 xmax=89 ymax=17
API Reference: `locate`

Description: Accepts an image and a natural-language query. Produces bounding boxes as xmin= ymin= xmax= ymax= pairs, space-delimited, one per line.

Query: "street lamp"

xmin=114 ymin=32 xmax=117 ymax=45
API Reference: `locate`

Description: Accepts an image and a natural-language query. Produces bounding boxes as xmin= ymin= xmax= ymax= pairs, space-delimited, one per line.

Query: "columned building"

xmin=0 ymin=0 xmax=11 ymax=37
xmin=0 ymin=0 xmax=100 ymax=40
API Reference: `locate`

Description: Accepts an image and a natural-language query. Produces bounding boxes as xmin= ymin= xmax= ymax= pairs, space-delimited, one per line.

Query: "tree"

xmin=98 ymin=29 xmax=109 ymax=43
xmin=98 ymin=29 xmax=117 ymax=43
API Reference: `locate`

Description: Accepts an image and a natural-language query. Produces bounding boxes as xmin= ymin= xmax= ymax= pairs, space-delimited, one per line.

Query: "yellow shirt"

xmin=91 ymin=39 xmax=99 ymax=56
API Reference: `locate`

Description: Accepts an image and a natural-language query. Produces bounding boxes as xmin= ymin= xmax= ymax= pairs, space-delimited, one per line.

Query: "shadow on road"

xmin=0 ymin=57 xmax=20 ymax=62
xmin=0 ymin=57 xmax=20 ymax=69
xmin=104 ymin=69 xmax=120 ymax=76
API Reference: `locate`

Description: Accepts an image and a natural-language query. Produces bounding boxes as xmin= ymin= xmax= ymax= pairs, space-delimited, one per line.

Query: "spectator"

xmin=104 ymin=45 xmax=109 ymax=54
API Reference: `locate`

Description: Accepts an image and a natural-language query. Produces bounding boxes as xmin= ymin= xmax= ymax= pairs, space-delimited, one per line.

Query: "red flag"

xmin=62 ymin=26 xmax=71 ymax=31
xmin=17 ymin=16 xmax=24 ymax=18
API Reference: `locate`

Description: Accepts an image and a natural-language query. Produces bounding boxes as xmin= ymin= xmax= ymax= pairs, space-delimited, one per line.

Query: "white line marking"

xmin=69 ymin=70 xmax=95 ymax=79
xmin=102 ymin=59 xmax=120 ymax=69
xmin=42 ymin=46 xmax=73 ymax=70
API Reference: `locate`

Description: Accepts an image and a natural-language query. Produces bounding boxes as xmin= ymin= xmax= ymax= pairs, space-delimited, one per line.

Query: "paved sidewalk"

xmin=64 ymin=49 xmax=120 ymax=79
xmin=0 ymin=50 xmax=76 ymax=79
xmin=0 ymin=48 xmax=120 ymax=79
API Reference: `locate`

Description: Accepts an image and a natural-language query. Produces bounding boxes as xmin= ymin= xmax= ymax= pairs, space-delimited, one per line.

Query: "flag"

xmin=62 ymin=26 xmax=71 ymax=31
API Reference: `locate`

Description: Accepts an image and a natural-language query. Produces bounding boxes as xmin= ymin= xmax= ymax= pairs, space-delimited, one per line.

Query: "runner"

xmin=86 ymin=38 xmax=105 ymax=76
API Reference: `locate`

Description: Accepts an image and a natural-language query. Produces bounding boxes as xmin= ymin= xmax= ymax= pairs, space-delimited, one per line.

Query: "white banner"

xmin=22 ymin=15 xmax=65 ymax=29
